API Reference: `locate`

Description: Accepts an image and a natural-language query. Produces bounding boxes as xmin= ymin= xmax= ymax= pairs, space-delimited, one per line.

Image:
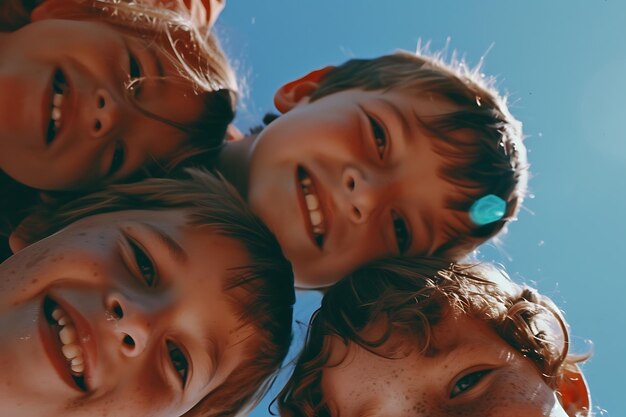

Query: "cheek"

xmin=0 ymin=232 xmax=115 ymax=307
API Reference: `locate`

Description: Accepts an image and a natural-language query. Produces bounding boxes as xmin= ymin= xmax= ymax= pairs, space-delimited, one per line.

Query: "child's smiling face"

xmin=246 ymin=87 xmax=456 ymax=287
xmin=0 ymin=209 xmax=253 ymax=417
xmin=321 ymin=314 xmax=580 ymax=417
xmin=0 ymin=19 xmax=206 ymax=190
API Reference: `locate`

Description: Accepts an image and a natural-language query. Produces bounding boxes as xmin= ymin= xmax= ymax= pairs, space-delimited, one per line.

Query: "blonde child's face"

xmin=0 ymin=209 xmax=252 ymax=417
xmin=247 ymin=87 xmax=456 ymax=287
xmin=0 ymin=19 xmax=206 ymax=191
xmin=321 ymin=314 xmax=574 ymax=417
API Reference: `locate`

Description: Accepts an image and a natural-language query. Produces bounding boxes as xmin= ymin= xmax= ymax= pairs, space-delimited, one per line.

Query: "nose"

xmin=105 ymin=293 xmax=152 ymax=358
xmin=89 ymin=88 xmax=120 ymax=138
xmin=341 ymin=167 xmax=382 ymax=224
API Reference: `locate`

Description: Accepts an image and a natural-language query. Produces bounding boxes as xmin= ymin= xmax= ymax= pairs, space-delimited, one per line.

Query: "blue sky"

xmin=217 ymin=1 xmax=624 ymax=415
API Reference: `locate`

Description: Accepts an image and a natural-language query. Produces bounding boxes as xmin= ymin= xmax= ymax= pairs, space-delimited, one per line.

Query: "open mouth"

xmin=42 ymin=296 xmax=89 ymax=392
xmin=46 ymin=69 xmax=68 ymax=145
xmin=297 ymin=166 xmax=327 ymax=248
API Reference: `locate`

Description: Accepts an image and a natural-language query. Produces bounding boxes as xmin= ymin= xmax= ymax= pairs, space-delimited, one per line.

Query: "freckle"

xmin=78 ymin=232 xmax=86 ymax=236
xmin=31 ymin=278 xmax=38 ymax=284
xmin=93 ymin=272 xmax=99 ymax=277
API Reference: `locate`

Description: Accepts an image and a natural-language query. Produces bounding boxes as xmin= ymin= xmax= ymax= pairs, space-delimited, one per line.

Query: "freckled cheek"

xmin=1 ymin=235 xmax=119 ymax=302
xmin=468 ymin=368 xmax=557 ymax=417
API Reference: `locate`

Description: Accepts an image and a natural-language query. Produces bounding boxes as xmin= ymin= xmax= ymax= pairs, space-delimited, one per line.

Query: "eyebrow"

xmin=376 ymin=98 xmax=413 ymax=144
xmin=139 ymin=222 xmax=187 ymax=263
xmin=145 ymin=41 xmax=165 ymax=78
xmin=123 ymin=36 xmax=165 ymax=79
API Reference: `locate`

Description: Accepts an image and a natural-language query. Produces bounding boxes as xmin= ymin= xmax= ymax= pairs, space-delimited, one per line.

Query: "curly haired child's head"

xmin=4 ymin=169 xmax=295 ymax=417
xmin=0 ymin=0 xmax=237 ymax=191
xmin=278 ymin=258 xmax=589 ymax=417
xmin=240 ymin=49 xmax=528 ymax=287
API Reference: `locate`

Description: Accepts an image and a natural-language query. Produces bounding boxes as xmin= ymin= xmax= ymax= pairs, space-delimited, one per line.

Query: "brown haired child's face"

xmin=246 ymin=86 xmax=456 ymax=287
xmin=0 ymin=19 xmax=206 ymax=191
xmin=0 ymin=210 xmax=252 ymax=417
xmin=321 ymin=314 xmax=575 ymax=417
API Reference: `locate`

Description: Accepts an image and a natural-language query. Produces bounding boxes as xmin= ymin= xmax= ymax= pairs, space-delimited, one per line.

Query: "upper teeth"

xmin=51 ymin=307 xmax=85 ymax=376
xmin=51 ymin=93 xmax=63 ymax=129
xmin=299 ymin=174 xmax=326 ymax=237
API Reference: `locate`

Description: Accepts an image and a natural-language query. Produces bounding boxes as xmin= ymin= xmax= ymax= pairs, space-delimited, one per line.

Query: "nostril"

xmin=123 ymin=334 xmax=135 ymax=348
xmin=97 ymin=96 xmax=105 ymax=109
xmin=111 ymin=301 xmax=124 ymax=319
xmin=94 ymin=120 xmax=102 ymax=132
xmin=352 ymin=206 xmax=362 ymax=219
xmin=347 ymin=177 xmax=355 ymax=191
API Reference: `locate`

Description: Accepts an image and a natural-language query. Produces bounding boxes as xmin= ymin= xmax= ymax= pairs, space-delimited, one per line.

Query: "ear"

xmin=8 ymin=231 xmax=30 ymax=254
xmin=557 ymin=365 xmax=591 ymax=417
xmin=274 ymin=66 xmax=335 ymax=113
xmin=191 ymin=0 xmax=225 ymax=29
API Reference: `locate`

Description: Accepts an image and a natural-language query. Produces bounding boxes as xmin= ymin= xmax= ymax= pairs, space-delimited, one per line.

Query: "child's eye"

xmin=108 ymin=141 xmax=126 ymax=177
xmin=126 ymin=236 xmax=158 ymax=287
xmin=391 ymin=211 xmax=411 ymax=254
xmin=367 ymin=114 xmax=387 ymax=159
xmin=127 ymin=52 xmax=143 ymax=96
xmin=450 ymin=369 xmax=493 ymax=399
xmin=166 ymin=340 xmax=189 ymax=388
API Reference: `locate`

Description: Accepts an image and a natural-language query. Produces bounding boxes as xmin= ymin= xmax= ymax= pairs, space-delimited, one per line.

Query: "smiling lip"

xmin=39 ymin=295 xmax=96 ymax=393
xmin=295 ymin=165 xmax=331 ymax=249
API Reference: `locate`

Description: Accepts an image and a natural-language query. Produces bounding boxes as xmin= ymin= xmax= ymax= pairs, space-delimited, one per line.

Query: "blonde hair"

xmin=278 ymin=258 xmax=586 ymax=417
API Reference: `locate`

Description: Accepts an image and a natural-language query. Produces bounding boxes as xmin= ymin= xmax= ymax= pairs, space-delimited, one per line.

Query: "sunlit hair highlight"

xmin=16 ymin=169 xmax=295 ymax=417
xmin=308 ymin=47 xmax=528 ymax=258
xmin=277 ymin=258 xmax=586 ymax=417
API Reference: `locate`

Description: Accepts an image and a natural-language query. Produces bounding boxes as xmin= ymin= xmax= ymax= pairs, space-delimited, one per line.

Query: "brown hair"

xmin=38 ymin=0 xmax=238 ymax=178
xmin=308 ymin=51 xmax=527 ymax=257
xmin=16 ymin=169 xmax=295 ymax=417
xmin=278 ymin=257 xmax=584 ymax=417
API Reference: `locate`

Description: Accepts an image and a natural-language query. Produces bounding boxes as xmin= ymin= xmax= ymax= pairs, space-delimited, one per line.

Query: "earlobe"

xmin=274 ymin=66 xmax=335 ymax=113
xmin=557 ymin=365 xmax=591 ymax=416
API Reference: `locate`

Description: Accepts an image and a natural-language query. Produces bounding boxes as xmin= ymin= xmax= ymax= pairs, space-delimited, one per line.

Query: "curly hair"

xmin=307 ymin=50 xmax=528 ymax=257
xmin=278 ymin=257 xmax=585 ymax=417
xmin=15 ymin=169 xmax=295 ymax=417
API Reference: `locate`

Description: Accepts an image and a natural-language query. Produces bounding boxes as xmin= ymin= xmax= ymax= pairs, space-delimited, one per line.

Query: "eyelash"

xmin=107 ymin=141 xmax=126 ymax=178
xmin=391 ymin=210 xmax=411 ymax=254
xmin=450 ymin=369 xmax=493 ymax=399
xmin=167 ymin=340 xmax=190 ymax=388
xmin=367 ymin=114 xmax=387 ymax=159
xmin=125 ymin=235 xmax=158 ymax=287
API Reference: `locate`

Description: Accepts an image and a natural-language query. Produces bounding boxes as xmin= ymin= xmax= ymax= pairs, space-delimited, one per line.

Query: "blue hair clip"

xmin=469 ymin=194 xmax=506 ymax=226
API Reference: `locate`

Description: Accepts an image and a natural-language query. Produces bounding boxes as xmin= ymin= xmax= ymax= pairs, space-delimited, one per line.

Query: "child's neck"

xmin=214 ymin=133 xmax=258 ymax=200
